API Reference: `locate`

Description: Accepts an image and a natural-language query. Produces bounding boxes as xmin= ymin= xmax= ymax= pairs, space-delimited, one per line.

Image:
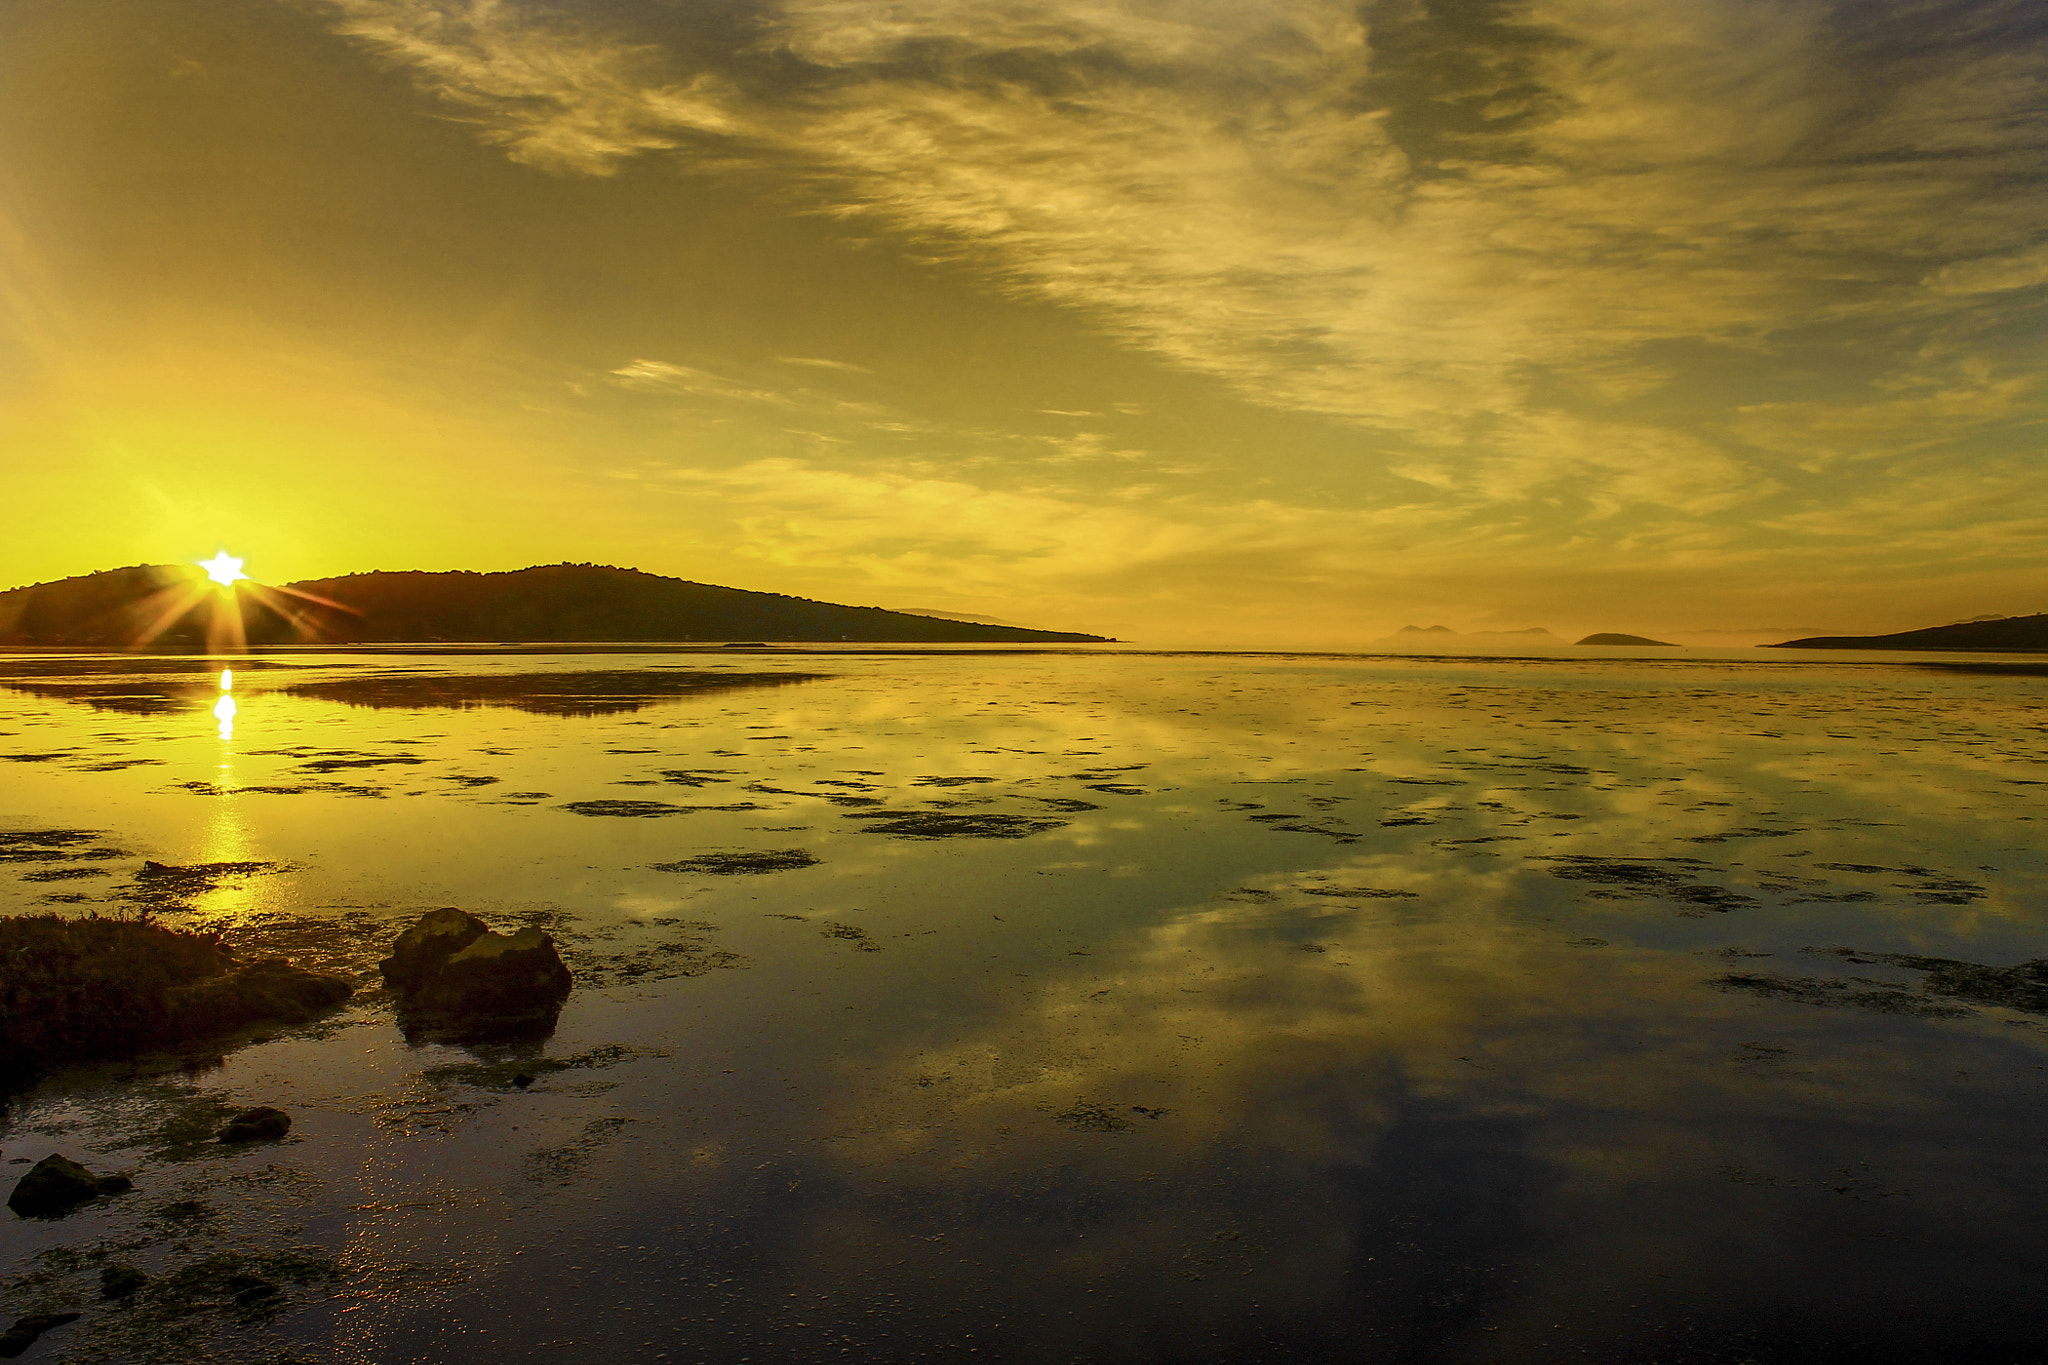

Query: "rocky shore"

xmin=0 ymin=915 xmax=352 ymax=1091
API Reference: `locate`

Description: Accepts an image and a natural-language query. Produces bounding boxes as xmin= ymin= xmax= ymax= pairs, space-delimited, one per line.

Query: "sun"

xmin=198 ymin=550 xmax=249 ymax=587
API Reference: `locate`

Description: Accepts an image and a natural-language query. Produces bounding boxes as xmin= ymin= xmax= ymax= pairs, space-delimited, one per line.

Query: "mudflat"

xmin=1 ymin=647 xmax=2044 ymax=1362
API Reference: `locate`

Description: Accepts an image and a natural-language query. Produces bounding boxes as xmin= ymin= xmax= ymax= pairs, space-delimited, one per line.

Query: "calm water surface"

xmin=2 ymin=648 xmax=2045 ymax=1363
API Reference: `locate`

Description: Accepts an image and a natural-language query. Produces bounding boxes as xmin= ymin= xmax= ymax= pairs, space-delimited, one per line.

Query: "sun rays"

xmin=103 ymin=554 xmax=361 ymax=653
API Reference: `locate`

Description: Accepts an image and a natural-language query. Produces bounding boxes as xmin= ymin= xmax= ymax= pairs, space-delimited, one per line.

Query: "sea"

xmin=1 ymin=645 xmax=2044 ymax=1363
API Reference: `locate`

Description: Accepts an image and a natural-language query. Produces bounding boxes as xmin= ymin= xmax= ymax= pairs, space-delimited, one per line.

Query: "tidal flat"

xmin=1 ymin=646 xmax=2045 ymax=1363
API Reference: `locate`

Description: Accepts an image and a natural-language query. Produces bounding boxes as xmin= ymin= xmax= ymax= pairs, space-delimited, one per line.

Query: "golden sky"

xmin=2 ymin=0 xmax=2044 ymax=645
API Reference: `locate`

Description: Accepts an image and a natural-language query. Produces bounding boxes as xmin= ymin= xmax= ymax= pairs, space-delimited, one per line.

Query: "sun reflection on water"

xmin=214 ymin=666 xmax=238 ymax=743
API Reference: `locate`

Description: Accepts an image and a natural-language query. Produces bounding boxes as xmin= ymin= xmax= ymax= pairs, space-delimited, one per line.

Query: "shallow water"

xmin=2 ymin=647 xmax=2045 ymax=1363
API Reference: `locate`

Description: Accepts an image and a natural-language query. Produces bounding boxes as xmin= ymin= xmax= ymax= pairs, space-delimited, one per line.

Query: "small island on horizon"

xmin=0 ymin=563 xmax=1116 ymax=648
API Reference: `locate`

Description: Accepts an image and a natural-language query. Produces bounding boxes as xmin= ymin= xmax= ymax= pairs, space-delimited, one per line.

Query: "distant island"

xmin=0 ymin=563 xmax=1114 ymax=647
xmin=1374 ymin=626 xmax=1681 ymax=648
xmin=1369 ymin=625 xmax=1563 ymax=648
xmin=1771 ymin=614 xmax=2048 ymax=652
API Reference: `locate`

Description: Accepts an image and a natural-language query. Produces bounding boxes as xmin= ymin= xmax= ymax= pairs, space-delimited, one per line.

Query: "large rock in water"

xmin=7 ymin=1154 xmax=132 ymax=1218
xmin=379 ymin=909 xmax=572 ymax=1041
xmin=218 ymin=1106 xmax=292 ymax=1143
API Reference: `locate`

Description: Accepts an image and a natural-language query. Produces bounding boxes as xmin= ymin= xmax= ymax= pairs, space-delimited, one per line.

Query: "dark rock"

xmin=100 ymin=1264 xmax=149 ymax=1298
xmin=223 ymin=1274 xmax=280 ymax=1306
xmin=218 ymin=1106 xmax=292 ymax=1143
xmin=0 ymin=1312 xmax=82 ymax=1359
xmin=381 ymin=910 xmax=572 ymax=1042
xmin=378 ymin=908 xmax=487 ymax=992
xmin=167 ymin=959 xmax=353 ymax=1038
xmin=7 ymin=1154 xmax=133 ymax=1218
xmin=512 ymin=1073 xmax=534 ymax=1088
xmin=415 ymin=928 xmax=573 ymax=1028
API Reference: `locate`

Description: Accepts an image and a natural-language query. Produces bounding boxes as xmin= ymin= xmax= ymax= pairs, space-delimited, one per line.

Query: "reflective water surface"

xmin=2 ymin=648 xmax=2045 ymax=1363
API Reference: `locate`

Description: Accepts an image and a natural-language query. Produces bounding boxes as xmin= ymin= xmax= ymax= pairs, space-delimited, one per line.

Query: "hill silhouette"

xmin=0 ymin=563 xmax=1111 ymax=646
xmin=1771 ymin=615 xmax=2048 ymax=652
xmin=0 ymin=565 xmax=285 ymax=648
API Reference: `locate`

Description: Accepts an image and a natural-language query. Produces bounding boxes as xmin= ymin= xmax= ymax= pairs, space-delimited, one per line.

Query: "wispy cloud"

xmin=608 ymin=357 xmax=887 ymax=418
xmin=610 ymin=453 xmax=1485 ymax=619
xmin=316 ymin=0 xmax=740 ymax=173
xmin=307 ymin=0 xmax=2048 ymax=624
xmin=314 ymin=0 xmax=2048 ymax=413
xmin=1925 ymin=244 xmax=2048 ymax=296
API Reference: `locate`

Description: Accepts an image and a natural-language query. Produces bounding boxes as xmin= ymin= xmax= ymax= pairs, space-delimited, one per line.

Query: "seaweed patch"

xmin=651 ymin=849 xmax=821 ymax=875
xmin=817 ymin=921 xmax=882 ymax=952
xmin=0 ymin=829 xmax=116 ymax=864
xmin=561 ymin=800 xmax=698 ymax=818
xmin=1540 ymin=855 xmax=1753 ymax=914
xmin=657 ymin=769 xmax=734 ymax=787
xmin=1811 ymin=862 xmax=1987 ymax=905
xmin=1052 ymin=1100 xmax=1136 ymax=1133
xmin=296 ymin=755 xmax=428 ymax=773
xmin=116 ymin=861 xmax=292 ymax=912
xmin=843 ymin=811 xmax=1068 ymax=839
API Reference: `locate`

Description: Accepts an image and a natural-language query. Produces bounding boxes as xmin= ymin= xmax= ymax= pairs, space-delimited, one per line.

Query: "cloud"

xmin=315 ymin=1 xmax=2047 ymax=378
xmin=1925 ymin=244 xmax=2048 ymax=295
xmin=639 ymin=455 xmax=1357 ymax=588
xmin=315 ymin=0 xmax=740 ymax=174
xmin=608 ymin=357 xmax=887 ymax=418
xmin=1394 ymin=411 xmax=1776 ymax=515
xmin=774 ymin=355 xmax=875 ymax=373
xmin=1733 ymin=366 xmax=2041 ymax=465
xmin=310 ymin=0 xmax=2048 ymax=604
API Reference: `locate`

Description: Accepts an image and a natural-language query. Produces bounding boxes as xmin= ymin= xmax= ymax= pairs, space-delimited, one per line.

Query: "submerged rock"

xmin=218 ymin=1106 xmax=292 ymax=1143
xmin=7 ymin=1153 xmax=132 ymax=1218
xmin=0 ymin=1312 xmax=82 ymax=1359
xmin=168 ymin=959 xmax=353 ymax=1038
xmin=224 ymin=1274 xmax=280 ymax=1306
xmin=99 ymin=1264 xmax=149 ymax=1298
xmin=380 ymin=909 xmax=573 ymax=1042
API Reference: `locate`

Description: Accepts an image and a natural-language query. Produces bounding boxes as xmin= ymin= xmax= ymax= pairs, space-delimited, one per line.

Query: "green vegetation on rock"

xmin=0 ymin=915 xmax=351 ymax=1090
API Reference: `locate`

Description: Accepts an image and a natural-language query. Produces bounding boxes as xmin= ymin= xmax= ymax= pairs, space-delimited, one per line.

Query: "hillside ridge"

xmin=1771 ymin=614 xmax=2048 ymax=652
xmin=0 ymin=562 xmax=1112 ymax=646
